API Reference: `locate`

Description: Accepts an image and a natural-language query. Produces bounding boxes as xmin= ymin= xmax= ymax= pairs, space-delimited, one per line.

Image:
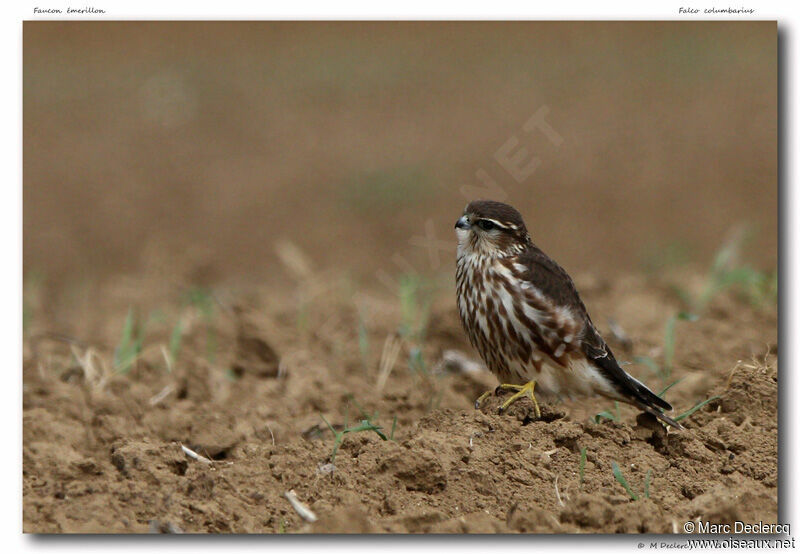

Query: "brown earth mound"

xmin=22 ymin=270 xmax=777 ymax=533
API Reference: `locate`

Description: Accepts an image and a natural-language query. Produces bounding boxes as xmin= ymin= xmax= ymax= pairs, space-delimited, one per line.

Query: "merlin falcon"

xmin=454 ymin=200 xmax=682 ymax=429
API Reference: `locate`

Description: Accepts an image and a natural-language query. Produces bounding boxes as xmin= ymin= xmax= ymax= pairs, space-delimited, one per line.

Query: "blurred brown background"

xmin=23 ymin=21 xmax=777 ymax=287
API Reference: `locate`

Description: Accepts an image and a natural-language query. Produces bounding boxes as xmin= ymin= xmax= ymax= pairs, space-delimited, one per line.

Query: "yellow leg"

xmin=497 ymin=381 xmax=541 ymax=419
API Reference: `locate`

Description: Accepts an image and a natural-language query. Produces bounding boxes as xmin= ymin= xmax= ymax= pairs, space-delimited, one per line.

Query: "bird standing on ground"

xmin=454 ymin=200 xmax=682 ymax=429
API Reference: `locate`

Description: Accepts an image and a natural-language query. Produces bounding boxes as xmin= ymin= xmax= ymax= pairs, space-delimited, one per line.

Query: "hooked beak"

xmin=455 ymin=215 xmax=470 ymax=230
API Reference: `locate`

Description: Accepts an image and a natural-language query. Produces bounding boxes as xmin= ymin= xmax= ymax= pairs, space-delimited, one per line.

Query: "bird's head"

xmin=455 ymin=200 xmax=531 ymax=258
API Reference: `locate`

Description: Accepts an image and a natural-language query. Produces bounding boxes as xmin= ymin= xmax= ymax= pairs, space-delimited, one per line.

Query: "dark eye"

xmin=477 ymin=220 xmax=495 ymax=231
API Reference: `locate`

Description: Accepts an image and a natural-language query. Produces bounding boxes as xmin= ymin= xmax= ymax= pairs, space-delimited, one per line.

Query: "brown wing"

xmin=514 ymin=245 xmax=673 ymax=413
xmin=504 ymin=245 xmax=591 ymax=367
xmin=515 ymin=245 xmax=591 ymax=318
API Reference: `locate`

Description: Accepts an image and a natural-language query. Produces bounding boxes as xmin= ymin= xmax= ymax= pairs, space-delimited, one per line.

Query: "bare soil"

xmin=22 ymin=21 xmax=778 ymax=535
xmin=22 ymin=268 xmax=777 ymax=533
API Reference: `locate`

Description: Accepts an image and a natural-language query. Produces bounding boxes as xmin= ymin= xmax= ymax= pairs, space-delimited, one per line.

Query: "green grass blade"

xmin=579 ymin=447 xmax=587 ymax=485
xmin=593 ymin=410 xmax=618 ymax=424
xmin=357 ymin=318 xmax=369 ymax=370
xmin=330 ymin=436 xmax=343 ymax=463
xmin=408 ymin=347 xmax=427 ymax=375
xmin=612 ymin=461 xmax=638 ymax=501
xmin=114 ymin=308 xmax=135 ymax=365
xmin=168 ymin=318 xmax=184 ymax=367
xmin=135 ymin=315 xmax=148 ymax=346
xmin=675 ymin=396 xmax=721 ymax=422
xmin=114 ymin=308 xmax=141 ymax=373
xmin=320 ymin=414 xmax=337 ymax=436
xmin=657 ymin=378 xmax=684 ymax=398
xmin=356 ymin=420 xmax=387 ymax=441
xmin=676 ymin=311 xmax=699 ymax=321
xmin=319 ymin=414 xmax=344 ymax=463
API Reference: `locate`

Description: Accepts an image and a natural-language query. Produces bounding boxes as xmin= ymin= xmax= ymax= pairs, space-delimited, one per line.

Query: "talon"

xmin=474 ymin=390 xmax=492 ymax=409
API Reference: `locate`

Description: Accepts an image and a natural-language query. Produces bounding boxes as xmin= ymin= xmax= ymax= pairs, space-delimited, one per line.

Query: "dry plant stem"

xmin=149 ymin=384 xmax=175 ymax=406
xmin=376 ymin=333 xmax=402 ymax=392
xmin=554 ymin=474 xmax=565 ymax=507
xmin=284 ymin=490 xmax=318 ymax=523
xmin=179 ymin=443 xmax=214 ymax=465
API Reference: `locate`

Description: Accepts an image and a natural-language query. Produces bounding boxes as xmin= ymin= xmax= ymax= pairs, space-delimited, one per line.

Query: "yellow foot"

xmin=497 ymin=381 xmax=541 ymax=419
xmin=473 ymin=381 xmax=542 ymax=419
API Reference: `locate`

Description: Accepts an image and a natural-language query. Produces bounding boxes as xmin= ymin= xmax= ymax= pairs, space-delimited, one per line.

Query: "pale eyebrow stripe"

xmin=478 ymin=218 xmax=511 ymax=229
